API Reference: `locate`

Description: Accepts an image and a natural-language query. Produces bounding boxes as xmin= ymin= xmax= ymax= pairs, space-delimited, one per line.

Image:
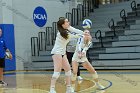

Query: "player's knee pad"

xmin=92 ymin=71 xmax=98 ymax=79
xmin=65 ymin=70 xmax=72 ymax=77
xmin=52 ymin=72 xmax=60 ymax=79
xmin=71 ymin=74 xmax=77 ymax=81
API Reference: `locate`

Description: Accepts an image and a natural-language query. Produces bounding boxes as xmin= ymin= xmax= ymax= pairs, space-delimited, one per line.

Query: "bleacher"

xmin=89 ymin=0 xmax=140 ymax=69
xmin=26 ymin=0 xmax=140 ymax=70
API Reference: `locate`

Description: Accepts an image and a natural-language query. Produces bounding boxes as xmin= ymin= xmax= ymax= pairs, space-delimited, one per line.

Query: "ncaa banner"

xmin=33 ymin=6 xmax=47 ymax=27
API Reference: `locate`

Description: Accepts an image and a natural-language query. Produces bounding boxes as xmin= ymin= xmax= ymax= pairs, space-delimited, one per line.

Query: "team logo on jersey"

xmin=33 ymin=6 xmax=47 ymax=27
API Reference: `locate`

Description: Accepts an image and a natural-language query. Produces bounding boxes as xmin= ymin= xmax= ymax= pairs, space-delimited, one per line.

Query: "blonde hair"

xmin=83 ymin=30 xmax=92 ymax=45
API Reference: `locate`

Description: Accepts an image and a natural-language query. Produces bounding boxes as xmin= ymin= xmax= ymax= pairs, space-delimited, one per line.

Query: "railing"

xmin=77 ymin=4 xmax=84 ymax=21
xmin=131 ymin=0 xmax=137 ymax=16
xmin=31 ymin=37 xmax=39 ymax=56
xmin=52 ymin=22 xmax=57 ymax=45
xmin=83 ymin=0 xmax=90 ymax=17
xmin=120 ymin=9 xmax=127 ymax=26
xmin=45 ymin=27 xmax=53 ymax=47
xmin=108 ymin=18 xmax=116 ymax=37
xmin=95 ymin=30 xmax=104 ymax=48
xmin=88 ymin=0 xmax=94 ymax=12
xmin=89 ymin=0 xmax=95 ymax=12
xmin=66 ymin=12 xmax=72 ymax=24
xmin=72 ymin=8 xmax=79 ymax=26
xmin=70 ymin=0 xmax=94 ymax=26
xmin=38 ymin=32 xmax=46 ymax=51
xmin=100 ymin=0 xmax=130 ymax=5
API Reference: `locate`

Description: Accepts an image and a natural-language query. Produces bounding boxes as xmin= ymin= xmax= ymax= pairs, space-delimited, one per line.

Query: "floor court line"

xmin=3 ymin=70 xmax=139 ymax=93
xmin=2 ymin=71 xmax=114 ymax=93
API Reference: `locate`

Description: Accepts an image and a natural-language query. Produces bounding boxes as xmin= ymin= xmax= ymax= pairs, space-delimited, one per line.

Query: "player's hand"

xmin=81 ymin=52 xmax=85 ymax=57
xmin=78 ymin=51 xmax=82 ymax=59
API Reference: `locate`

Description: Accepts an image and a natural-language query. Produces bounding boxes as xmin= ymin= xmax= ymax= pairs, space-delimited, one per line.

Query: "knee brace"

xmin=52 ymin=72 xmax=60 ymax=79
xmin=65 ymin=70 xmax=72 ymax=77
xmin=92 ymin=71 xmax=98 ymax=79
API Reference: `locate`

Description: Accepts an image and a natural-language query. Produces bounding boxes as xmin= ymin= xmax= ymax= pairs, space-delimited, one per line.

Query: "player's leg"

xmin=71 ymin=61 xmax=79 ymax=91
xmin=0 ymin=58 xmax=7 ymax=87
xmin=77 ymin=66 xmax=83 ymax=80
xmin=50 ymin=54 xmax=63 ymax=93
xmin=62 ymin=55 xmax=74 ymax=93
xmin=82 ymin=61 xmax=105 ymax=90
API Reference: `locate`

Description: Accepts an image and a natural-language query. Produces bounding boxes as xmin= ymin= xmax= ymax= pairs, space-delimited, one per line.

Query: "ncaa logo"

xmin=33 ymin=6 xmax=47 ymax=27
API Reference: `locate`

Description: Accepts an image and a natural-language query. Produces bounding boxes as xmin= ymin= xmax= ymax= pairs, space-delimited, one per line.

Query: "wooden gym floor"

xmin=0 ymin=70 xmax=140 ymax=93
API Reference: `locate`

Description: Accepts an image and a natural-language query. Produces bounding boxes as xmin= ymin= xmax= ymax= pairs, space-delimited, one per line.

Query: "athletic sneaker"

xmin=0 ymin=81 xmax=8 ymax=86
xmin=71 ymin=87 xmax=75 ymax=92
xmin=66 ymin=86 xmax=75 ymax=93
xmin=77 ymin=76 xmax=83 ymax=80
xmin=77 ymin=76 xmax=83 ymax=84
xmin=96 ymin=83 xmax=105 ymax=90
xmin=49 ymin=88 xmax=56 ymax=93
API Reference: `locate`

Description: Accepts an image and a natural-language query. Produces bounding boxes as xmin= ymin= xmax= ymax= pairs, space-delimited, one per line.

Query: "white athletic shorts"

xmin=72 ymin=52 xmax=88 ymax=63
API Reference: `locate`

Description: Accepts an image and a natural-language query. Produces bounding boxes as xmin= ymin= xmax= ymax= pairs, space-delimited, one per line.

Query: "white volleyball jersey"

xmin=51 ymin=26 xmax=83 ymax=55
xmin=76 ymin=36 xmax=92 ymax=53
xmin=72 ymin=36 xmax=92 ymax=62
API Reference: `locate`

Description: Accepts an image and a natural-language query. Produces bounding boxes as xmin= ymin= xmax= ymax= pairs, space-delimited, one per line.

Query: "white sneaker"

xmin=49 ymin=89 xmax=56 ymax=93
xmin=77 ymin=76 xmax=83 ymax=84
xmin=71 ymin=87 xmax=75 ymax=92
xmin=77 ymin=76 xmax=83 ymax=80
xmin=96 ymin=83 xmax=105 ymax=90
xmin=66 ymin=87 xmax=75 ymax=93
